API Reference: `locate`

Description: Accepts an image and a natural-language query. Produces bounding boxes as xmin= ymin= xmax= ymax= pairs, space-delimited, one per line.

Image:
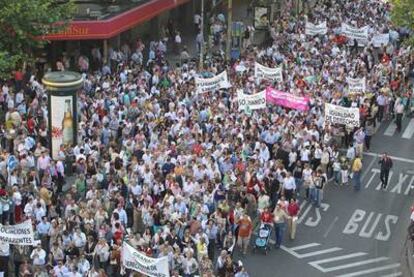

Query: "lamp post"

xmin=226 ymin=0 xmax=233 ymax=61
xmin=199 ymin=0 xmax=204 ymax=71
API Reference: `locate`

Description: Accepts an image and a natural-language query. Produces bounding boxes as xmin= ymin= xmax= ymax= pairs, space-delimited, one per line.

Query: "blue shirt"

xmin=37 ymin=221 xmax=51 ymax=235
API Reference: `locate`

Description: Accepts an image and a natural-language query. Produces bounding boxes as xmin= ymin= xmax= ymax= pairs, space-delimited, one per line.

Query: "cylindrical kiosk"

xmin=42 ymin=71 xmax=83 ymax=160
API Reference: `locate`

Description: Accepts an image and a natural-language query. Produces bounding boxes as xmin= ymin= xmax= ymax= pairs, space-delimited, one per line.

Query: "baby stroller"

xmin=253 ymin=224 xmax=272 ymax=255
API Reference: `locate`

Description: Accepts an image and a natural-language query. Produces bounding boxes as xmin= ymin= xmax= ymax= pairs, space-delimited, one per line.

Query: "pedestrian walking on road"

xmin=351 ymin=155 xmax=363 ymax=191
xmin=379 ymin=153 xmax=393 ymax=189
xmin=395 ymin=99 xmax=405 ymax=132
xmin=273 ymin=203 xmax=289 ymax=249
xmin=287 ymin=199 xmax=300 ymax=240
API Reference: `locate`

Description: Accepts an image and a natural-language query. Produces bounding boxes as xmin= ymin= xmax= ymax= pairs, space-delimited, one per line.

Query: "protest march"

xmin=0 ymin=0 xmax=413 ymax=277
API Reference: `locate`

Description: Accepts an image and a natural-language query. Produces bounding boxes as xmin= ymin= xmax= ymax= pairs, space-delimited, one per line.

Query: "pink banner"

xmin=266 ymin=87 xmax=310 ymax=111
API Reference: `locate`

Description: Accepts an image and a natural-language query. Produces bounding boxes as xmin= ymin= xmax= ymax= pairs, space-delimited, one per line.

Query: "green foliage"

xmin=0 ymin=0 xmax=75 ymax=80
xmin=390 ymin=0 xmax=414 ymax=29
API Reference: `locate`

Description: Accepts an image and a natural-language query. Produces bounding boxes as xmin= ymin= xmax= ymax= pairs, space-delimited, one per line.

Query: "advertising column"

xmin=42 ymin=71 xmax=83 ymax=160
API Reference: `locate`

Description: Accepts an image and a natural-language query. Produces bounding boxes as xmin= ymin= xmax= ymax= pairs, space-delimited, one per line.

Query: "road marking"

xmin=336 ymin=263 xmax=401 ymax=277
xmin=343 ymin=209 xmax=398 ymax=241
xmin=402 ymin=119 xmax=414 ymax=139
xmin=290 ymin=243 xmax=321 ymax=252
xmin=323 ymin=216 xmax=338 ymax=238
xmin=362 ymin=152 xmax=414 ymax=164
xmin=309 ymin=253 xmax=377 ymax=273
xmin=362 ymin=157 xmax=378 ymax=182
xmin=298 ymin=247 xmax=343 ymax=258
xmin=365 ymin=168 xmax=380 ymax=188
xmin=384 ymin=122 xmax=397 ymax=136
xmin=381 ymin=272 xmax=403 ymax=277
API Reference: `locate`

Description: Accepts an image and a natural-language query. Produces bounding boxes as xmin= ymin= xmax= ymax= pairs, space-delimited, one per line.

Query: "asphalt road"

xmin=238 ymin=117 xmax=414 ymax=277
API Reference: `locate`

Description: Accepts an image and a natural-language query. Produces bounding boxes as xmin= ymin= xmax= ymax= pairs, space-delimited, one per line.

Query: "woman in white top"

xmin=302 ymin=164 xmax=313 ymax=199
xmin=12 ymin=186 xmax=22 ymax=223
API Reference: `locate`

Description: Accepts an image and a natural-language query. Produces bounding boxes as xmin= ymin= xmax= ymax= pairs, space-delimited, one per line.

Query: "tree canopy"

xmin=390 ymin=0 xmax=414 ymax=44
xmin=0 ymin=0 xmax=75 ymax=80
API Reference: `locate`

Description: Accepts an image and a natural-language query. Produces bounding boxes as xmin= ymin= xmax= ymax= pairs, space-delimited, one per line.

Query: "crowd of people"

xmin=0 ymin=0 xmax=413 ymax=276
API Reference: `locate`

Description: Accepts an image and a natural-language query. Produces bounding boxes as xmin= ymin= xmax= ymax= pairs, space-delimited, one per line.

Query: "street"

xmin=240 ymin=117 xmax=414 ymax=277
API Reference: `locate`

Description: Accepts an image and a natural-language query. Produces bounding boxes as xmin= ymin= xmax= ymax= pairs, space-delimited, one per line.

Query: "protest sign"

xmin=122 ymin=242 xmax=170 ymax=277
xmin=371 ymin=33 xmax=389 ymax=48
xmin=237 ymin=90 xmax=266 ymax=111
xmin=266 ymin=88 xmax=309 ymax=111
xmin=0 ymin=220 xmax=34 ymax=245
xmin=254 ymin=62 xmax=283 ymax=83
xmin=346 ymin=77 xmax=366 ymax=93
xmin=305 ymin=21 xmax=327 ymax=36
xmin=341 ymin=23 xmax=369 ymax=45
xmin=324 ymin=103 xmax=360 ymax=127
xmin=195 ymin=71 xmax=230 ymax=94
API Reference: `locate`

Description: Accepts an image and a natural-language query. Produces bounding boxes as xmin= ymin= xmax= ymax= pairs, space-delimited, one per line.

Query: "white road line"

xmin=311 ymin=257 xmax=389 ymax=273
xmin=336 ymin=263 xmax=401 ymax=277
xmin=384 ymin=122 xmax=397 ymax=136
xmin=323 ymin=216 xmax=339 ymax=238
xmin=308 ymin=253 xmax=367 ymax=273
xmin=298 ymin=247 xmax=343 ymax=258
xmin=402 ymin=119 xmax=414 ymax=139
xmin=362 ymin=152 xmax=414 ymax=164
xmin=381 ymin=272 xmax=403 ymax=277
xmin=361 ymin=157 xmax=378 ymax=181
xmin=289 ymin=243 xmax=321 ymax=251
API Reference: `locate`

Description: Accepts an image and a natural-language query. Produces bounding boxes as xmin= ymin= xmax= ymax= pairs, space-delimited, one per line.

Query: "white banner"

xmin=305 ymin=21 xmax=327 ymax=36
xmin=0 ymin=220 xmax=34 ymax=245
xmin=325 ymin=103 xmax=360 ymax=127
xmin=341 ymin=23 xmax=369 ymax=45
xmin=237 ymin=90 xmax=266 ymax=111
xmin=371 ymin=33 xmax=389 ymax=48
xmin=346 ymin=77 xmax=366 ymax=93
xmin=122 ymin=242 xmax=170 ymax=277
xmin=195 ymin=71 xmax=230 ymax=94
xmin=254 ymin=62 xmax=283 ymax=83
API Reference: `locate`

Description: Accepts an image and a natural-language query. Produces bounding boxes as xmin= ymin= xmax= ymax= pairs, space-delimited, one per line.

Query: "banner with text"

xmin=195 ymin=71 xmax=230 ymax=93
xmin=346 ymin=77 xmax=366 ymax=93
xmin=325 ymin=103 xmax=360 ymax=127
xmin=305 ymin=21 xmax=327 ymax=36
xmin=341 ymin=23 xmax=369 ymax=45
xmin=122 ymin=242 xmax=170 ymax=277
xmin=237 ymin=90 xmax=266 ymax=111
xmin=371 ymin=33 xmax=389 ymax=47
xmin=254 ymin=62 xmax=283 ymax=83
xmin=0 ymin=220 xmax=34 ymax=245
xmin=266 ymin=88 xmax=310 ymax=111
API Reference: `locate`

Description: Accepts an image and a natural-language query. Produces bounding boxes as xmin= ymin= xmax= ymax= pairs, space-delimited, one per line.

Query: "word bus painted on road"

xmin=343 ymin=209 xmax=398 ymax=241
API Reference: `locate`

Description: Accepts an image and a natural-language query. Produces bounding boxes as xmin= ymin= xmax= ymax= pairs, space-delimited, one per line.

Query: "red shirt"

xmin=14 ymin=71 xmax=23 ymax=81
xmin=261 ymin=211 xmax=273 ymax=223
xmin=287 ymin=203 xmax=300 ymax=217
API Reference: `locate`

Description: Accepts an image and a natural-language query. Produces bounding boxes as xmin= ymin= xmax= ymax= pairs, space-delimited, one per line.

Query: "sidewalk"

xmin=165 ymin=0 xmax=253 ymax=64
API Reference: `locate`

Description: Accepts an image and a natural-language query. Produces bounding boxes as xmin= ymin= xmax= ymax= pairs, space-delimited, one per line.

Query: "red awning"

xmin=42 ymin=0 xmax=190 ymax=41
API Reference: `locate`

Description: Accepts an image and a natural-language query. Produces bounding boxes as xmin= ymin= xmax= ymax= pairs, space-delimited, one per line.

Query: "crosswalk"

xmin=281 ymin=242 xmax=403 ymax=276
xmin=382 ymin=118 xmax=414 ymax=139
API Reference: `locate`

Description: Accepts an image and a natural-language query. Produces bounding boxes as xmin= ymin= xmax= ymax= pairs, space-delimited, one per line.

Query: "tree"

xmin=390 ymin=0 xmax=414 ymax=44
xmin=0 ymin=0 xmax=75 ymax=79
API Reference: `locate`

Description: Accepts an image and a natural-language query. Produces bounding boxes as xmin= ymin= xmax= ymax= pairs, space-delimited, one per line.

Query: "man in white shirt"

xmin=30 ymin=244 xmax=46 ymax=267
xmin=73 ymin=227 xmax=87 ymax=249
xmin=283 ymin=172 xmax=296 ymax=202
